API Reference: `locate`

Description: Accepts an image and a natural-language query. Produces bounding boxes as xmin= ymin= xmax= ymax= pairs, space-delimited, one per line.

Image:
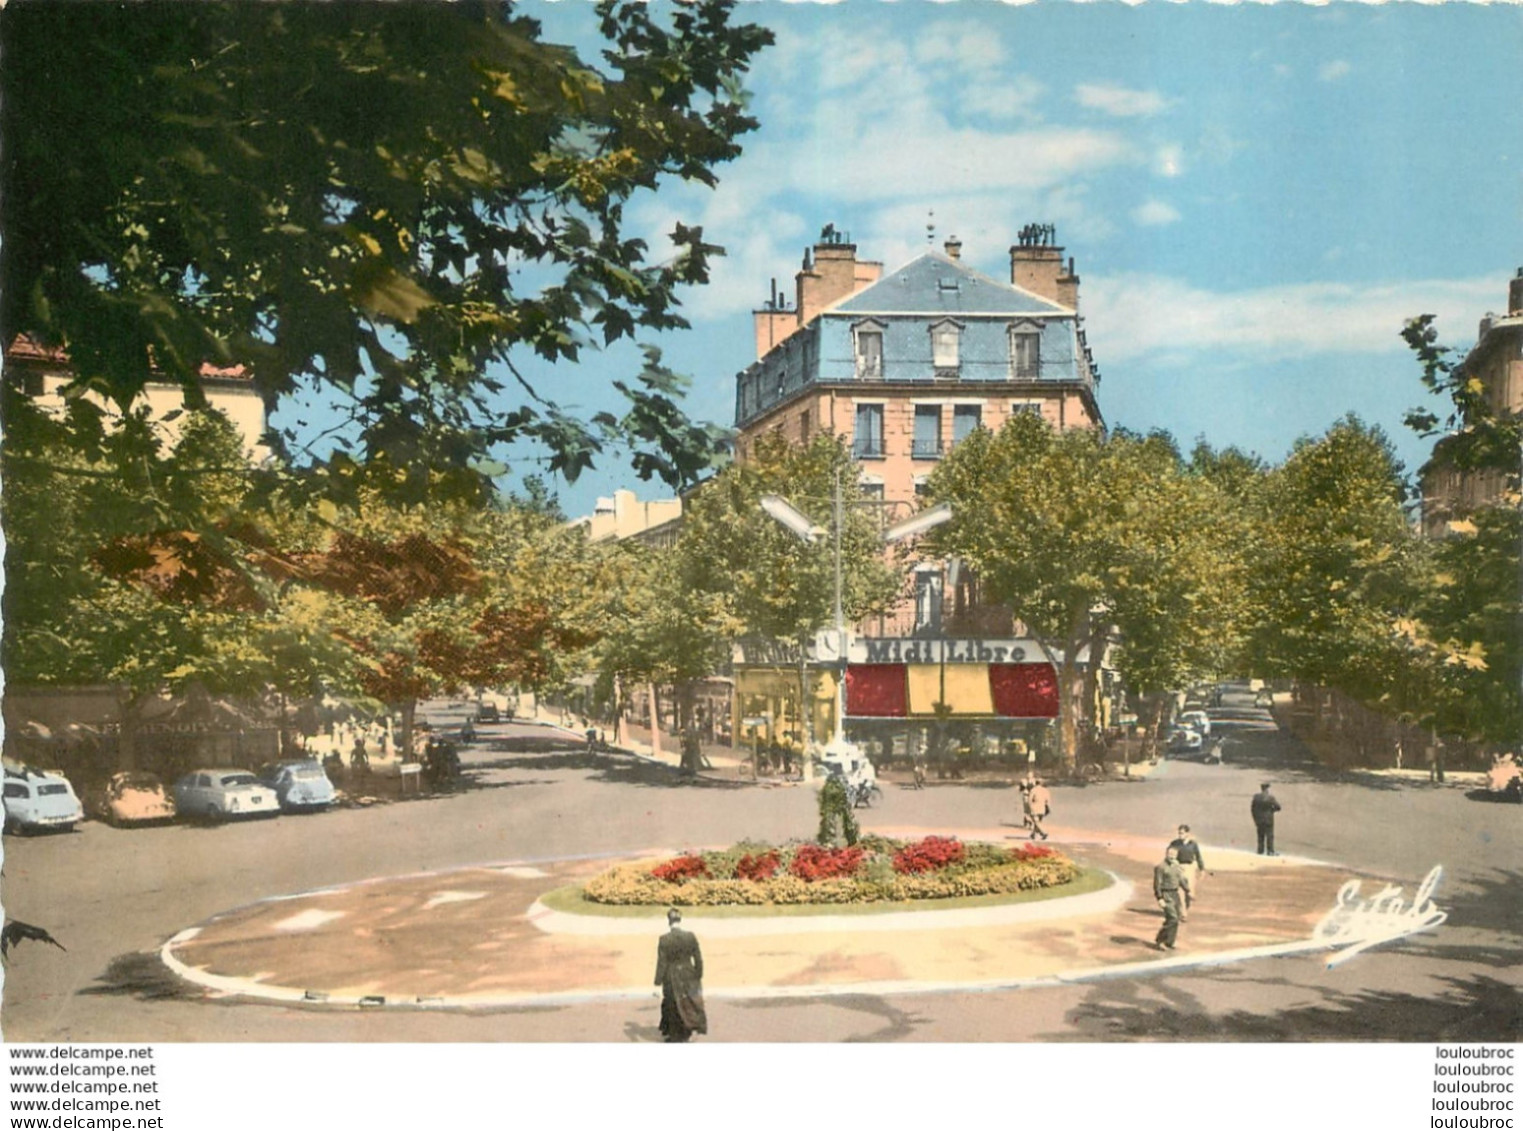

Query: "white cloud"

xmin=1074 ymin=83 xmax=1172 ymax=118
xmin=914 ymin=22 xmax=1009 ymax=72
xmin=1084 ymin=273 xmax=1501 ymax=365
xmin=1319 ymin=60 xmax=1352 ymax=83
xmin=1153 ymin=145 xmax=1184 ymax=178
xmin=1132 ymin=200 xmax=1182 ymax=227
xmin=959 ymin=76 xmax=1047 ymax=124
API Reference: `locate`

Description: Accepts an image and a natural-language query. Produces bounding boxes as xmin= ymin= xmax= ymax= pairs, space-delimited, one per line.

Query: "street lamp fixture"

xmin=760 ymin=480 xmax=954 ymax=772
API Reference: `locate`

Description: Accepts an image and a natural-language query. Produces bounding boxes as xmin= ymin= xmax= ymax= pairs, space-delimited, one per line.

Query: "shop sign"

xmin=854 ymin=638 xmax=1034 ymax=664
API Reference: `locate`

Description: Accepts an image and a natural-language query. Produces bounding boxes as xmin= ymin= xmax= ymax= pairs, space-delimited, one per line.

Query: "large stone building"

xmin=730 ymin=225 xmax=1107 ymax=764
xmin=1419 ymin=269 xmax=1523 ymax=536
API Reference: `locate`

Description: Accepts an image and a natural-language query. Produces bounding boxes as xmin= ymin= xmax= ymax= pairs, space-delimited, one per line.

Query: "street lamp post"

xmin=761 ymin=480 xmax=952 ymax=774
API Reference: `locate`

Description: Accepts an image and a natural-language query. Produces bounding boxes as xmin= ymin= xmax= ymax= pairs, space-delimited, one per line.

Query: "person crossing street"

xmin=1152 ymin=845 xmax=1192 ymax=950
xmin=1167 ymin=824 xmax=1207 ymax=916
xmin=1251 ymin=782 xmax=1282 ymax=856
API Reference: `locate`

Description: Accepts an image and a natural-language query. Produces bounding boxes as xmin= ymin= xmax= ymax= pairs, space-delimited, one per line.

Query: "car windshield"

xmin=289 ymin=765 xmax=324 ymax=780
xmin=219 ymin=773 xmax=259 ymax=787
xmin=38 ymin=783 xmax=70 ymax=796
xmin=117 ymin=774 xmax=162 ymax=790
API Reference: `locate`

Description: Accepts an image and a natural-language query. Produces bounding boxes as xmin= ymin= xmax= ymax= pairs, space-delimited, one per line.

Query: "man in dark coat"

xmin=1251 ymin=782 xmax=1282 ymax=855
xmin=655 ymin=908 xmax=707 ymax=1042
xmin=1153 ymin=845 xmax=1191 ymax=950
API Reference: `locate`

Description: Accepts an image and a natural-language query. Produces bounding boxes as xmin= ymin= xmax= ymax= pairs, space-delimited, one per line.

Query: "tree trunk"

xmin=797 ymin=640 xmax=815 ymax=780
xmin=399 ymin=699 xmax=416 ymax=765
xmin=646 ymin=682 xmax=663 ymax=760
xmin=1079 ymin=619 xmax=1108 ymax=758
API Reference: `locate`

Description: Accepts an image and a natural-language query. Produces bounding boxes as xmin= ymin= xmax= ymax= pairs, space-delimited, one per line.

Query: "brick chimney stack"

xmin=1509 ymin=267 xmax=1523 ymax=316
xmin=1010 ymin=224 xmax=1079 ymax=310
xmin=944 ymin=236 xmax=963 ymax=260
xmin=751 ymin=230 xmax=882 ymax=359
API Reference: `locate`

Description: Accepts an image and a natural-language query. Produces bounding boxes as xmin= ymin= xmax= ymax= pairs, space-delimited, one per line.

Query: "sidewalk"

xmin=161 ymin=825 xmax=1368 ymax=1010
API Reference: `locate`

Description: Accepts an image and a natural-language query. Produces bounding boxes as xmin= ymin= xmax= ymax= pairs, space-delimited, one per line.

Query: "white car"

xmin=1166 ymin=727 xmax=1204 ymax=755
xmin=1179 ymin=710 xmax=1212 ymax=737
xmin=3 ymin=766 xmax=84 ymax=834
xmin=174 ymin=769 xmax=280 ymax=822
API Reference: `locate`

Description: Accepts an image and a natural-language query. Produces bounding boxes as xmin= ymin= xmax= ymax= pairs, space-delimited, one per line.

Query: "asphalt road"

xmin=2 ymin=701 xmax=1519 ymax=1043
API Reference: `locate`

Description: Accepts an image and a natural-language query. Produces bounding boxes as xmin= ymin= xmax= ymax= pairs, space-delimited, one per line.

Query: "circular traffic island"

xmin=157 ymin=830 xmax=1361 ymax=1011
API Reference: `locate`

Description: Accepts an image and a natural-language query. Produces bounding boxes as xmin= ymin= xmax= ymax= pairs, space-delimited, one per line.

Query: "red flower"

xmin=1012 ymin=843 xmax=1056 ymax=862
xmin=891 ymin=835 xmax=966 ymax=874
xmin=737 ymin=851 xmax=781 ymax=881
xmin=651 ymin=854 xmax=708 ymax=883
xmin=788 ymin=844 xmax=865 ymax=882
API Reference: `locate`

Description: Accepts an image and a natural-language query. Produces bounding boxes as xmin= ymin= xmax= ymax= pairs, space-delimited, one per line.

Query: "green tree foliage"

xmin=928 ymin=415 xmax=1247 ymax=764
xmin=0 ymin=392 xmax=297 ymax=697
xmin=679 ymin=433 xmax=901 ymax=648
xmin=1243 ymin=417 xmax=1419 ymax=707
xmin=595 ymin=543 xmax=739 ymax=708
xmin=0 ymin=1 xmax=772 ymax=502
xmin=1399 ymin=317 xmax=1521 ymax=742
xmin=671 ymin=433 xmax=901 ymax=747
xmin=280 ymin=489 xmax=612 ymax=755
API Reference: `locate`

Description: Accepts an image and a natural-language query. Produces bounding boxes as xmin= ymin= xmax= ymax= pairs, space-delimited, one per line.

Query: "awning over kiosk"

xmin=845 ymin=661 xmax=1058 ymax=719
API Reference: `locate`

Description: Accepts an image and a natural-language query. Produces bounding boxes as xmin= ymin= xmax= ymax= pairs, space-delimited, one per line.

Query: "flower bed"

xmin=582 ymin=835 xmax=1081 ymax=907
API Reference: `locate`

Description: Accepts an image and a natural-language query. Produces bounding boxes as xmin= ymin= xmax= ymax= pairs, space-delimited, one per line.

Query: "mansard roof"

xmin=828 ymin=252 xmax=1070 ymax=319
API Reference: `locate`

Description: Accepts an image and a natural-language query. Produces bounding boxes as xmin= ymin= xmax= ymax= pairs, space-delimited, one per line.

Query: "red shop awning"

xmin=845 ymin=664 xmax=908 ymax=717
xmin=989 ymin=662 xmax=1059 ymax=719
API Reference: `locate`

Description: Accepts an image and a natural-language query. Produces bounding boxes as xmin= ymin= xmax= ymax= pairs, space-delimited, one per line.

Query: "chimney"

xmin=1010 ymin=224 xmax=1080 ymax=310
xmin=796 ymin=225 xmax=880 ymax=326
xmin=1509 ymin=267 xmax=1523 ymax=316
xmin=944 ymin=236 xmax=963 ymax=260
xmin=753 ymin=277 xmax=798 ymax=360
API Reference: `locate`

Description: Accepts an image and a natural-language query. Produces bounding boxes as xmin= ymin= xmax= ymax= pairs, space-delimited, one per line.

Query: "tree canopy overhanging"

xmin=0 ymin=0 xmax=772 ymax=501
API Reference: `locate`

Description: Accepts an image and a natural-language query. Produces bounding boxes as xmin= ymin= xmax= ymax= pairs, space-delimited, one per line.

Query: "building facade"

xmin=730 ymin=225 xmax=1107 ymax=766
xmin=1419 ymin=269 xmax=1523 ymax=536
xmin=3 ymin=334 xmax=270 ymax=461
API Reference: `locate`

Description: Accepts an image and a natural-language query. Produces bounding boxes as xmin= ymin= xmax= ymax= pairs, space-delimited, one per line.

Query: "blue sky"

xmin=445 ymin=2 xmax=1523 ymax=515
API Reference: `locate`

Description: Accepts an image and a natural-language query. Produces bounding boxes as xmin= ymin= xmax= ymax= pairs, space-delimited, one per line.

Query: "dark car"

xmin=476 ymin=702 xmax=501 ymax=724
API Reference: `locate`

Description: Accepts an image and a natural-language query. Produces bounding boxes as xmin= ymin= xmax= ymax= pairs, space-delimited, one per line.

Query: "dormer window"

xmin=930 ymin=319 xmax=963 ymax=377
xmin=1008 ymin=321 xmax=1043 ymax=379
xmin=852 ymin=320 xmax=885 ymax=379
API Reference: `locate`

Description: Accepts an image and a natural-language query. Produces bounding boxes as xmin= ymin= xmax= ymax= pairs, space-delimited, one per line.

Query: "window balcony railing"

xmin=853 ymin=441 xmax=885 ymax=459
xmin=911 ymin=438 xmax=943 ymax=459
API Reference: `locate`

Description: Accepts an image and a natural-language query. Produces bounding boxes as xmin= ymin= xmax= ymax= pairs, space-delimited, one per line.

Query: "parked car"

xmin=173 ymin=769 xmax=280 ymax=822
xmin=476 ymin=702 xmax=501 ymax=724
xmin=1254 ymin=689 xmax=1274 ymax=709
xmin=88 ymin=771 xmax=175 ymax=826
xmin=256 ymin=760 xmax=338 ymax=812
xmin=1178 ymin=710 xmax=1212 ymax=737
xmin=3 ymin=766 xmax=83 ymax=834
xmin=1166 ymin=727 xmax=1204 ymax=755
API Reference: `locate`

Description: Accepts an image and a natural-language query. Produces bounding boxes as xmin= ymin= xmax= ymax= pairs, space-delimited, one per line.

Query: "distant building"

xmin=730 ymin=225 xmax=1110 ymax=761
xmin=3 ymin=334 xmax=269 ymax=461
xmin=568 ymin=488 xmax=684 ymax=548
xmin=1419 ymin=269 xmax=1523 ymax=536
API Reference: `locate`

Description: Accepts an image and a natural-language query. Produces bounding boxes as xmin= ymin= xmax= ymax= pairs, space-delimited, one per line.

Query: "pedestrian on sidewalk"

xmin=1153 ymin=845 xmax=1192 ymax=950
xmin=1167 ymin=825 xmax=1206 ymax=916
xmin=654 ymin=908 xmax=707 ymax=1043
xmin=1251 ymin=782 xmax=1281 ymax=855
xmin=1028 ymin=778 xmax=1052 ymax=840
